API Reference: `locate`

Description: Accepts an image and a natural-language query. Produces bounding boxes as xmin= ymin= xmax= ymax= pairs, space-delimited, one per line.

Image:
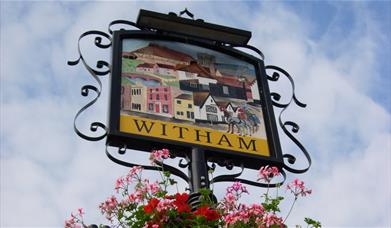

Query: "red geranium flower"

xmin=193 ymin=206 xmax=220 ymax=221
xmin=144 ymin=198 xmax=160 ymax=214
xmin=174 ymin=193 xmax=191 ymax=213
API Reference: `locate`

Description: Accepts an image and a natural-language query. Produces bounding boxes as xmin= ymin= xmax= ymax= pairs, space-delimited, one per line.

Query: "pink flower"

xmin=161 ymin=148 xmax=170 ymax=159
xmin=115 ymin=177 xmax=124 ymax=193
xmin=227 ymin=181 xmax=248 ymax=194
xmin=128 ymin=193 xmax=137 ymax=203
xmin=249 ymin=203 xmax=264 ymax=215
xmin=99 ymin=195 xmax=118 ymax=222
xmin=128 ymin=166 xmax=143 ymax=178
xmin=258 ymin=166 xmax=281 ymax=183
xmin=65 ymin=209 xmax=85 ymax=228
xmin=149 ymin=149 xmax=170 ymax=164
xmin=287 ymin=178 xmax=312 ymax=197
xmin=149 ymin=181 xmax=161 ymax=195
xmin=262 ymin=213 xmax=283 ymax=227
xmin=156 ymin=198 xmax=174 ymax=212
xmin=225 ymin=193 xmax=236 ymax=204
xmin=64 ymin=218 xmax=75 ymax=228
xmin=77 ymin=208 xmax=84 ymax=217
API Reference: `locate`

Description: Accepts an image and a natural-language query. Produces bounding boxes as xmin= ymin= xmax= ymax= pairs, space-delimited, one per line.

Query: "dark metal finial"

xmin=179 ymin=8 xmax=194 ymax=19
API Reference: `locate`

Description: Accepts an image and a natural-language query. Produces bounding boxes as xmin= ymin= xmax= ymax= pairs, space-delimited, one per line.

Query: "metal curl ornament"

xmin=108 ymin=20 xmax=145 ymax=35
xmin=212 ymin=159 xmax=235 ymax=170
xmin=207 ymin=162 xmax=217 ymax=172
xmin=228 ymin=44 xmax=265 ymax=60
xmin=68 ymin=30 xmax=115 ymax=141
xmin=178 ymin=157 xmax=191 ymax=169
xmin=265 ymin=65 xmax=311 ymax=174
xmin=67 ymin=30 xmax=112 ymax=76
xmin=105 ymin=143 xmax=190 ymax=183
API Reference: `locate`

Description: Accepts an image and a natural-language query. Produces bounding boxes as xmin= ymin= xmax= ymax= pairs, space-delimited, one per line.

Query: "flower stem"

xmin=284 ymin=196 xmax=297 ymax=224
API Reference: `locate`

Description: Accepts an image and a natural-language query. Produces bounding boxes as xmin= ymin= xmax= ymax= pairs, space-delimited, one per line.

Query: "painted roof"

xmin=192 ymin=92 xmax=210 ymax=106
xmin=132 ymin=43 xmax=194 ymax=62
xmin=215 ymin=101 xmax=230 ymax=108
xmin=176 ymin=61 xmax=213 ymax=79
xmin=214 ymin=63 xmax=256 ymax=77
xmin=156 ymin=63 xmax=175 ymax=69
xmin=122 ymin=52 xmax=137 ymax=58
xmin=180 ymin=79 xmax=199 ymax=83
xmin=136 ymin=63 xmax=155 ymax=68
xmin=215 ymin=75 xmax=254 ymax=89
xmin=175 ymin=93 xmax=193 ymax=100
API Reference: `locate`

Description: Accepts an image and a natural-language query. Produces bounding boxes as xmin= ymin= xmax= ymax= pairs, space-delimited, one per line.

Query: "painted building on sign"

xmin=177 ymin=61 xmax=217 ymax=86
xmin=193 ymin=92 xmax=224 ymax=123
xmin=136 ymin=63 xmax=177 ymax=76
xmin=146 ymin=86 xmax=179 ymax=118
xmin=120 ymin=40 xmax=267 ymax=143
xmin=132 ymin=43 xmax=194 ymax=66
xmin=121 ymin=84 xmax=132 ymax=111
xmin=130 ymin=82 xmax=147 ymax=113
xmin=174 ymin=93 xmax=195 ymax=122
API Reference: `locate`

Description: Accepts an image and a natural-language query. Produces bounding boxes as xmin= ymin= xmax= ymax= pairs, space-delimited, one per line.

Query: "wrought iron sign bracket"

xmin=68 ymin=9 xmax=311 ymax=206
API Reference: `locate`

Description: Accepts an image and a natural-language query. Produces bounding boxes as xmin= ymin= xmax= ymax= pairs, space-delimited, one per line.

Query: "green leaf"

xmin=169 ymin=178 xmax=177 ymax=185
xmin=305 ymin=217 xmax=322 ymax=228
xmin=163 ymin=171 xmax=171 ymax=177
xmin=262 ymin=196 xmax=284 ymax=212
xmin=198 ymin=188 xmax=211 ymax=196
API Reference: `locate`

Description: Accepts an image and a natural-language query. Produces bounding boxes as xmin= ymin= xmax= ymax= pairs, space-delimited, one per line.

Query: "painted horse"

xmin=222 ymin=108 xmax=250 ymax=136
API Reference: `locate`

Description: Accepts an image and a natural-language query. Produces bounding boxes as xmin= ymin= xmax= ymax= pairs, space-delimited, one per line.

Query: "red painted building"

xmin=146 ymin=86 xmax=176 ymax=118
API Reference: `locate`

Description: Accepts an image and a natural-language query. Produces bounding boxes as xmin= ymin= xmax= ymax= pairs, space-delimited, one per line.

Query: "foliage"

xmin=65 ymin=149 xmax=320 ymax=228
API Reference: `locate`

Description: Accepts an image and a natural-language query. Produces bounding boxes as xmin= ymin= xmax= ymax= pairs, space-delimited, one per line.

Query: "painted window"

xmin=187 ymin=111 xmax=194 ymax=119
xmin=223 ymin=86 xmax=229 ymax=95
xmin=207 ymin=114 xmax=218 ymax=122
xmin=206 ymin=105 xmax=217 ymax=113
xmin=132 ymin=103 xmax=141 ymax=110
xmin=190 ymin=82 xmax=197 ymax=88
xmin=201 ymin=84 xmax=209 ymax=90
xmin=163 ymin=105 xmax=169 ymax=113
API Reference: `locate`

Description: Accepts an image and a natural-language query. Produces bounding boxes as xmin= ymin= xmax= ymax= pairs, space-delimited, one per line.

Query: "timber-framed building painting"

xmin=108 ymin=31 xmax=283 ymax=169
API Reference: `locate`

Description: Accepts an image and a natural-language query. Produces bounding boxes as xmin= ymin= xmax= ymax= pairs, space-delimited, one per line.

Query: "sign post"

xmin=68 ymin=8 xmax=311 ymax=210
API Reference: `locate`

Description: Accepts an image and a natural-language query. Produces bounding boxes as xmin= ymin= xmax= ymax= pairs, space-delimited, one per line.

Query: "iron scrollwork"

xmin=69 ymin=11 xmax=311 ymax=195
xmin=227 ymin=43 xmax=310 ymax=174
xmin=229 ymin=44 xmax=265 ymax=60
xmin=105 ymin=143 xmax=190 ymax=184
xmin=68 ymin=30 xmax=111 ymax=141
xmin=68 ymin=20 xmax=142 ymax=141
xmin=265 ymin=65 xmax=311 ymax=174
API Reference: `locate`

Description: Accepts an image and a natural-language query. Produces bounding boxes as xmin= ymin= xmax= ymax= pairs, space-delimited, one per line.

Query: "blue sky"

xmin=1 ymin=1 xmax=390 ymax=227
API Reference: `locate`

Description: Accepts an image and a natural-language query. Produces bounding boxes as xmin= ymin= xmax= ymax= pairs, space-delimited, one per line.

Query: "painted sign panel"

xmin=118 ymin=38 xmax=270 ymax=157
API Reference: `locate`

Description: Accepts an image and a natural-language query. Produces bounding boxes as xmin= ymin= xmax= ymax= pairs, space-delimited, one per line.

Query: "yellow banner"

xmin=120 ymin=115 xmax=270 ymax=157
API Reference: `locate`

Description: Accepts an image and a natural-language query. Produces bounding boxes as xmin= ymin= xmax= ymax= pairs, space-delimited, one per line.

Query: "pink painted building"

xmin=146 ymin=86 xmax=176 ymax=118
